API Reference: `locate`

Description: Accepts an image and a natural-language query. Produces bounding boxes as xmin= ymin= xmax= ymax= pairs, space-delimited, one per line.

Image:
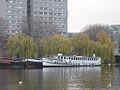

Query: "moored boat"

xmin=43 ymin=53 xmax=101 ymax=67
xmin=23 ymin=59 xmax=43 ymax=69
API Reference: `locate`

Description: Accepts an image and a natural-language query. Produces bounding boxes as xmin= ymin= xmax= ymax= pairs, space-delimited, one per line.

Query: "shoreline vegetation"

xmin=0 ymin=21 xmax=115 ymax=64
xmin=7 ymin=31 xmax=115 ymax=64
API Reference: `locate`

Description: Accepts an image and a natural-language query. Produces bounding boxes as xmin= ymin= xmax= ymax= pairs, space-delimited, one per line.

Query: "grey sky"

xmin=68 ymin=0 xmax=120 ymax=32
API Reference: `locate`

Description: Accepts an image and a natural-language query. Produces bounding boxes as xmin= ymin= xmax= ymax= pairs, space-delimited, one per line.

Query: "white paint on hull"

xmin=43 ymin=60 xmax=101 ymax=67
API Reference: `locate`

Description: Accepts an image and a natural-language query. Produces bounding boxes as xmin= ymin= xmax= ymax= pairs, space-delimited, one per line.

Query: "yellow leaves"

xmin=96 ymin=31 xmax=113 ymax=46
xmin=71 ymin=33 xmax=91 ymax=56
xmin=43 ymin=34 xmax=71 ymax=55
xmin=70 ymin=32 xmax=115 ymax=63
xmin=7 ymin=35 xmax=37 ymax=58
xmin=95 ymin=31 xmax=115 ymax=63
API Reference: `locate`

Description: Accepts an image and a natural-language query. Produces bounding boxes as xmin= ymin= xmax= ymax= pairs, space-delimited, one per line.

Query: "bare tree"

xmin=83 ymin=24 xmax=110 ymax=41
xmin=20 ymin=17 xmax=58 ymax=38
xmin=20 ymin=17 xmax=58 ymax=57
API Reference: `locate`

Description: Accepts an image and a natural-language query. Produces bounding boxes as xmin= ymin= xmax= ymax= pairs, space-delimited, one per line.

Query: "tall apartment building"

xmin=4 ymin=0 xmax=68 ymax=35
xmin=6 ymin=0 xmax=27 ymax=33
xmin=0 ymin=0 xmax=6 ymax=19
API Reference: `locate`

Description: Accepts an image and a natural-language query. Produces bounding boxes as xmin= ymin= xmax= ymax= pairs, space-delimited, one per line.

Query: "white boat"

xmin=43 ymin=53 xmax=101 ymax=67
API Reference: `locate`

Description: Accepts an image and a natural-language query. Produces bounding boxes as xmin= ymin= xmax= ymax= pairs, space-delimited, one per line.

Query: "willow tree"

xmin=96 ymin=31 xmax=115 ymax=63
xmin=7 ymin=35 xmax=37 ymax=59
xmin=43 ymin=34 xmax=71 ymax=55
xmin=71 ymin=32 xmax=94 ymax=56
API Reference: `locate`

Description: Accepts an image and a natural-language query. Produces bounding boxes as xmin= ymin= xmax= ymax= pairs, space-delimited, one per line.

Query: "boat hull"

xmin=25 ymin=61 xmax=43 ymax=69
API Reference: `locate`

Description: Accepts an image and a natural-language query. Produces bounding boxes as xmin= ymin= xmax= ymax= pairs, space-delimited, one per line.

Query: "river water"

xmin=0 ymin=66 xmax=120 ymax=90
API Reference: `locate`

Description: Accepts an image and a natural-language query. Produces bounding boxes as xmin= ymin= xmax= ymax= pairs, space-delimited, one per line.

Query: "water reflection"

xmin=43 ymin=67 xmax=101 ymax=90
xmin=0 ymin=66 xmax=120 ymax=90
xmin=0 ymin=69 xmax=43 ymax=90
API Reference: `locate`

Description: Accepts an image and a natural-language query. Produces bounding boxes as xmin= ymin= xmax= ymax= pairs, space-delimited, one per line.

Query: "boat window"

xmin=74 ymin=57 xmax=76 ymax=60
xmin=58 ymin=56 xmax=60 ymax=59
xmin=71 ymin=57 xmax=73 ymax=60
xmin=72 ymin=57 xmax=74 ymax=60
xmin=61 ymin=56 xmax=63 ymax=59
xmin=64 ymin=57 xmax=66 ymax=59
xmin=66 ymin=57 xmax=68 ymax=59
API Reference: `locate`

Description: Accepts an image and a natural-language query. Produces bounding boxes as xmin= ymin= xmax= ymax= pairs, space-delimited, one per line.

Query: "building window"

xmin=44 ymin=7 xmax=48 ymax=10
xmin=44 ymin=22 xmax=47 ymax=24
xmin=40 ymin=7 xmax=43 ymax=10
xmin=44 ymin=12 xmax=47 ymax=15
xmin=39 ymin=12 xmax=43 ymax=15
xmin=34 ymin=11 xmax=38 ymax=14
xmin=49 ymin=17 xmax=52 ymax=20
xmin=54 ymin=13 xmax=56 ymax=15
xmin=58 ymin=13 xmax=61 ymax=16
xmin=49 ymin=22 xmax=52 ymax=25
xmin=49 ymin=12 xmax=52 ymax=15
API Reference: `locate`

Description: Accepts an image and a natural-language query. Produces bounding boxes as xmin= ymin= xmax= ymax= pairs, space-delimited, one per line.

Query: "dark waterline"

xmin=0 ymin=66 xmax=120 ymax=90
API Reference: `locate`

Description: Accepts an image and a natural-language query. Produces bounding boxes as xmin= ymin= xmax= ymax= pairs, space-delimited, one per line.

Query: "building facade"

xmin=0 ymin=0 xmax=6 ymax=19
xmin=4 ymin=0 xmax=68 ymax=35
xmin=6 ymin=0 xmax=27 ymax=33
xmin=31 ymin=0 xmax=68 ymax=35
xmin=110 ymin=25 xmax=120 ymax=56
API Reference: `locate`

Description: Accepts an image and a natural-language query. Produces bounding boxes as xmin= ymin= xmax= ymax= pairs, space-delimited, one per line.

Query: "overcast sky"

xmin=68 ymin=0 xmax=120 ymax=32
